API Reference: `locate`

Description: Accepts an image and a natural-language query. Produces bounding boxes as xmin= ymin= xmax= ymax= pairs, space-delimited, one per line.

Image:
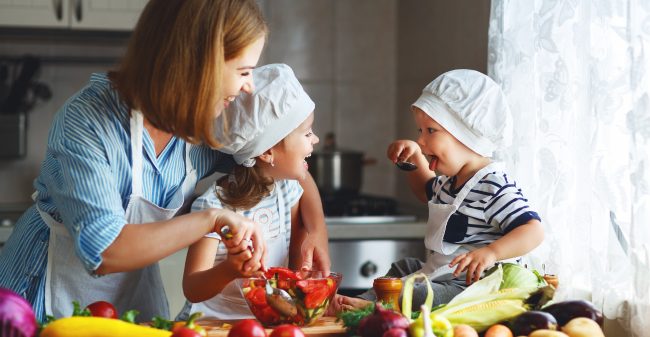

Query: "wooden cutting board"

xmin=198 ymin=316 xmax=347 ymax=337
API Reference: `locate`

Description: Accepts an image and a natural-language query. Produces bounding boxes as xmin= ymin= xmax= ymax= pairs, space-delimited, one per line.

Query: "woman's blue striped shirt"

xmin=0 ymin=73 xmax=234 ymax=320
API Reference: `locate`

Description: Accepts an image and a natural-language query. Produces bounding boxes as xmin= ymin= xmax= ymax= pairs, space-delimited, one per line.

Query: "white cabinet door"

xmin=0 ymin=0 xmax=68 ymax=28
xmin=0 ymin=0 xmax=146 ymax=30
xmin=69 ymin=0 xmax=147 ymax=31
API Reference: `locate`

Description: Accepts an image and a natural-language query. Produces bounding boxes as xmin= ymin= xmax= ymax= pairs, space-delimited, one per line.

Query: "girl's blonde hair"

xmin=110 ymin=0 xmax=267 ymax=148
xmin=217 ymin=141 xmax=288 ymax=209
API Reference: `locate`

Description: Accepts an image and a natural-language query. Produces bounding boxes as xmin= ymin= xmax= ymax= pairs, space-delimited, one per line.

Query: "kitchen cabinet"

xmin=0 ymin=0 xmax=147 ymax=31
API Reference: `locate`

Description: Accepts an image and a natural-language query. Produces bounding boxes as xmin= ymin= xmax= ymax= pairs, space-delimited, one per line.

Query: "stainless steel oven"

xmin=323 ymin=194 xmax=427 ymax=296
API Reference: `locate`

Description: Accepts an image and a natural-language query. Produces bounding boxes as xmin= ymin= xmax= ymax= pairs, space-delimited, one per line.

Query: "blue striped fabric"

xmin=0 ymin=73 xmax=234 ymax=321
xmin=426 ymin=171 xmax=541 ymax=246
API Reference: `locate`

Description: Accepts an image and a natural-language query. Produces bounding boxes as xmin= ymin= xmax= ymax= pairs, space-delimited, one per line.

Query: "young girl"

xmin=334 ymin=69 xmax=545 ymax=312
xmin=177 ymin=64 xmax=320 ymax=319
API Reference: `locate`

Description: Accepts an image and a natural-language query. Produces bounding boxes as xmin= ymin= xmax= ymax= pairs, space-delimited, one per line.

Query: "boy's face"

xmin=269 ymin=113 xmax=319 ymax=181
xmin=413 ymin=107 xmax=476 ymax=177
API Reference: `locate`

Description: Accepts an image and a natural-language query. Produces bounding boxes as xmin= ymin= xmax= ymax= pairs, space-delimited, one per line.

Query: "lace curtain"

xmin=488 ymin=1 xmax=650 ymax=336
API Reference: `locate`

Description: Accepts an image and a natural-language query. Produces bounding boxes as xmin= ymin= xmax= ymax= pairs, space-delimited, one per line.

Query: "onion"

xmin=357 ymin=303 xmax=410 ymax=337
xmin=0 ymin=288 xmax=37 ymax=337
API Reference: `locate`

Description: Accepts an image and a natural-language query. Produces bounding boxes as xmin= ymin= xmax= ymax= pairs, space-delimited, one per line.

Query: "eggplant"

xmin=510 ymin=311 xmax=558 ymax=336
xmin=542 ymin=300 xmax=604 ymax=327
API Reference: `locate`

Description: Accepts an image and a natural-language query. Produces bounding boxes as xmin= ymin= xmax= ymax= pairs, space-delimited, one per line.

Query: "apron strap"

xmin=130 ymin=110 xmax=144 ymax=197
xmin=451 ymin=162 xmax=504 ymax=208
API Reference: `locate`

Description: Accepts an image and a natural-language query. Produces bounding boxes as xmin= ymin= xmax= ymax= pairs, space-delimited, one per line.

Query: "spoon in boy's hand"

xmin=395 ymin=161 xmax=418 ymax=171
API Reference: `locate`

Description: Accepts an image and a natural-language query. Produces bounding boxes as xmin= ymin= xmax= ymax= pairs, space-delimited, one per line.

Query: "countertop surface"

xmin=327 ymin=218 xmax=427 ymax=240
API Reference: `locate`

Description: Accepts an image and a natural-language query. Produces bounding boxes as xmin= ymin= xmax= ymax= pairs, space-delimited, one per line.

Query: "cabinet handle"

xmin=74 ymin=0 xmax=83 ymax=22
xmin=53 ymin=0 xmax=63 ymax=21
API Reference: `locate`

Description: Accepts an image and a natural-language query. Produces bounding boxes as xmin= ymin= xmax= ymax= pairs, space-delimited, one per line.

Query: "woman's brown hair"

xmin=110 ymin=0 xmax=267 ymax=148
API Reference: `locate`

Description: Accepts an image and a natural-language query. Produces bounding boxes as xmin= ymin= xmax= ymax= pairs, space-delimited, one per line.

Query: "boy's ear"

xmin=257 ymin=149 xmax=274 ymax=165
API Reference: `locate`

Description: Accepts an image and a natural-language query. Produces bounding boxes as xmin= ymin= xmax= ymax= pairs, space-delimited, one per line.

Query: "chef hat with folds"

xmin=412 ymin=69 xmax=512 ymax=158
xmin=214 ymin=63 xmax=315 ymax=167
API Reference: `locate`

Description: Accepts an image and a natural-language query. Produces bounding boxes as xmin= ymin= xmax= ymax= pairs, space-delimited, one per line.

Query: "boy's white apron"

xmin=37 ymin=110 xmax=197 ymax=320
xmin=416 ymin=162 xmax=510 ymax=281
xmin=190 ymin=181 xmax=290 ymax=319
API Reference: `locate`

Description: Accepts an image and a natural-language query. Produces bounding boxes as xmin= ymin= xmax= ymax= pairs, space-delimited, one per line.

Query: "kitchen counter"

xmin=327 ymin=219 xmax=427 ymax=240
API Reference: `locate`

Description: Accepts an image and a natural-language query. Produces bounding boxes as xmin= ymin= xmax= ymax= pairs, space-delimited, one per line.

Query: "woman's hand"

xmin=386 ymin=139 xmax=421 ymax=163
xmin=212 ymin=209 xmax=267 ymax=272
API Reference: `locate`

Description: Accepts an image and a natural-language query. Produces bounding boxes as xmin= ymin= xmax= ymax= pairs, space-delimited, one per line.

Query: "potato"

xmin=528 ymin=330 xmax=569 ymax=337
xmin=485 ymin=324 xmax=513 ymax=337
xmin=561 ymin=317 xmax=605 ymax=337
xmin=453 ymin=324 xmax=479 ymax=337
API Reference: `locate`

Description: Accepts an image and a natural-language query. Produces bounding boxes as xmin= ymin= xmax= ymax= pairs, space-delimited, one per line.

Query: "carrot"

xmin=453 ymin=324 xmax=479 ymax=337
xmin=484 ymin=324 xmax=513 ymax=337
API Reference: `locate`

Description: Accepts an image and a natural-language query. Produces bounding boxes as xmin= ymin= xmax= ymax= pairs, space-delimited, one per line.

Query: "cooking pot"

xmin=307 ymin=132 xmax=372 ymax=195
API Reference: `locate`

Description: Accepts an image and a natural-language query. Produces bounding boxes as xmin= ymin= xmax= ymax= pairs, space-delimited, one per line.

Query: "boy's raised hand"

xmin=386 ymin=139 xmax=421 ymax=163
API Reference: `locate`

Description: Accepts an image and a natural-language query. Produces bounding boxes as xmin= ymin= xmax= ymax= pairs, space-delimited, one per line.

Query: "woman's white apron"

xmin=416 ymin=162 xmax=512 ymax=281
xmin=38 ymin=110 xmax=197 ymax=320
xmin=190 ymin=181 xmax=290 ymax=319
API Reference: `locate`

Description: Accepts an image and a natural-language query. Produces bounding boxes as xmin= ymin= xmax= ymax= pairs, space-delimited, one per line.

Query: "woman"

xmin=0 ymin=0 xmax=330 ymax=322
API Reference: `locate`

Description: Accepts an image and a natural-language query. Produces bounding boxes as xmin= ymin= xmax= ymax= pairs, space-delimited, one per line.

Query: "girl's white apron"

xmin=190 ymin=181 xmax=290 ymax=319
xmin=37 ymin=110 xmax=197 ymax=320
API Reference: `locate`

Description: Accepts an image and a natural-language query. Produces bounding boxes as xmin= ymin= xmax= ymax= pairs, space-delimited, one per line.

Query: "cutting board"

xmin=198 ymin=317 xmax=347 ymax=337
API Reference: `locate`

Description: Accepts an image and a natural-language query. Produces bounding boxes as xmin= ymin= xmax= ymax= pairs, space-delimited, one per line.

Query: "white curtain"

xmin=488 ymin=1 xmax=650 ymax=336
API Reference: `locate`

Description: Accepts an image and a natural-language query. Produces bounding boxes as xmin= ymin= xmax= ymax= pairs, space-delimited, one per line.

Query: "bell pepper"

xmin=172 ymin=312 xmax=207 ymax=337
xmin=265 ymin=267 xmax=300 ymax=280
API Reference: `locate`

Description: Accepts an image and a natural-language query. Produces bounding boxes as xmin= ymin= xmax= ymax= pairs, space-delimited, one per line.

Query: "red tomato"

xmin=269 ymin=324 xmax=305 ymax=337
xmin=227 ymin=319 xmax=267 ymax=337
xmin=303 ymin=286 xmax=330 ymax=309
xmin=85 ymin=301 xmax=118 ymax=319
xmin=246 ymin=287 xmax=268 ymax=308
xmin=172 ymin=327 xmax=202 ymax=337
xmin=295 ymin=279 xmax=328 ymax=293
xmin=265 ymin=267 xmax=299 ymax=280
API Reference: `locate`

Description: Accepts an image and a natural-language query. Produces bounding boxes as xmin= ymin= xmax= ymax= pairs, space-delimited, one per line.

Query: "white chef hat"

xmin=215 ymin=63 xmax=315 ymax=167
xmin=412 ymin=69 xmax=512 ymax=157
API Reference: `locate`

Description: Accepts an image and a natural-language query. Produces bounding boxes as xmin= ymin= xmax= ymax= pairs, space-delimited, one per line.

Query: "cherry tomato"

xmin=85 ymin=300 xmax=118 ymax=319
xmin=172 ymin=327 xmax=202 ymax=337
xmin=227 ymin=319 xmax=267 ymax=337
xmin=269 ymin=324 xmax=305 ymax=337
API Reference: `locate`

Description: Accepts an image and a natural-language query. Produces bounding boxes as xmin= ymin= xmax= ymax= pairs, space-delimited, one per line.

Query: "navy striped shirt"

xmin=426 ymin=171 xmax=540 ymax=246
xmin=0 ymin=73 xmax=235 ymax=320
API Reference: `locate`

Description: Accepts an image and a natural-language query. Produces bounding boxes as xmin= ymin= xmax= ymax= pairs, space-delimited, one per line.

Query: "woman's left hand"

xmin=300 ymin=229 xmax=331 ymax=274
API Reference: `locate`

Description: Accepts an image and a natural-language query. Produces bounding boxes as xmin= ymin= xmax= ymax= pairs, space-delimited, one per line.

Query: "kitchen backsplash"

xmin=0 ymin=0 xmax=488 ymax=210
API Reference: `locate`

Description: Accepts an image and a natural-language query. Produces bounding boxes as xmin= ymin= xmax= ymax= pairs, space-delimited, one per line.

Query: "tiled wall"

xmin=0 ymin=1 xmax=490 ymax=211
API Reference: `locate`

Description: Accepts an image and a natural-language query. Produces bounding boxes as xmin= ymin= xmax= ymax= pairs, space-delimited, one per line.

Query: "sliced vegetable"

xmin=0 ymin=287 xmax=37 ymax=337
xmin=561 ymin=317 xmax=605 ymax=337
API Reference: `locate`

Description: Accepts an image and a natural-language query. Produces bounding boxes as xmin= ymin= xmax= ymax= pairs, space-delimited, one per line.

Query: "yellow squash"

xmin=40 ymin=316 xmax=172 ymax=337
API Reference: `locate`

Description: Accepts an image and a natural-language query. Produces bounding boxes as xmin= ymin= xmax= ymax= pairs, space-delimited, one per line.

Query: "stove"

xmin=322 ymin=194 xmax=425 ymax=295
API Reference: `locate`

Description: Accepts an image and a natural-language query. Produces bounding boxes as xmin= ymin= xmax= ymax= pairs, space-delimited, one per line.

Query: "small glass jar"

xmin=373 ymin=277 xmax=403 ymax=311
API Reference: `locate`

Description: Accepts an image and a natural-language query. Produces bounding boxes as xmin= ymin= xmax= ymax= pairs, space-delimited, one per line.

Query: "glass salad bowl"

xmin=236 ymin=267 xmax=342 ymax=327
